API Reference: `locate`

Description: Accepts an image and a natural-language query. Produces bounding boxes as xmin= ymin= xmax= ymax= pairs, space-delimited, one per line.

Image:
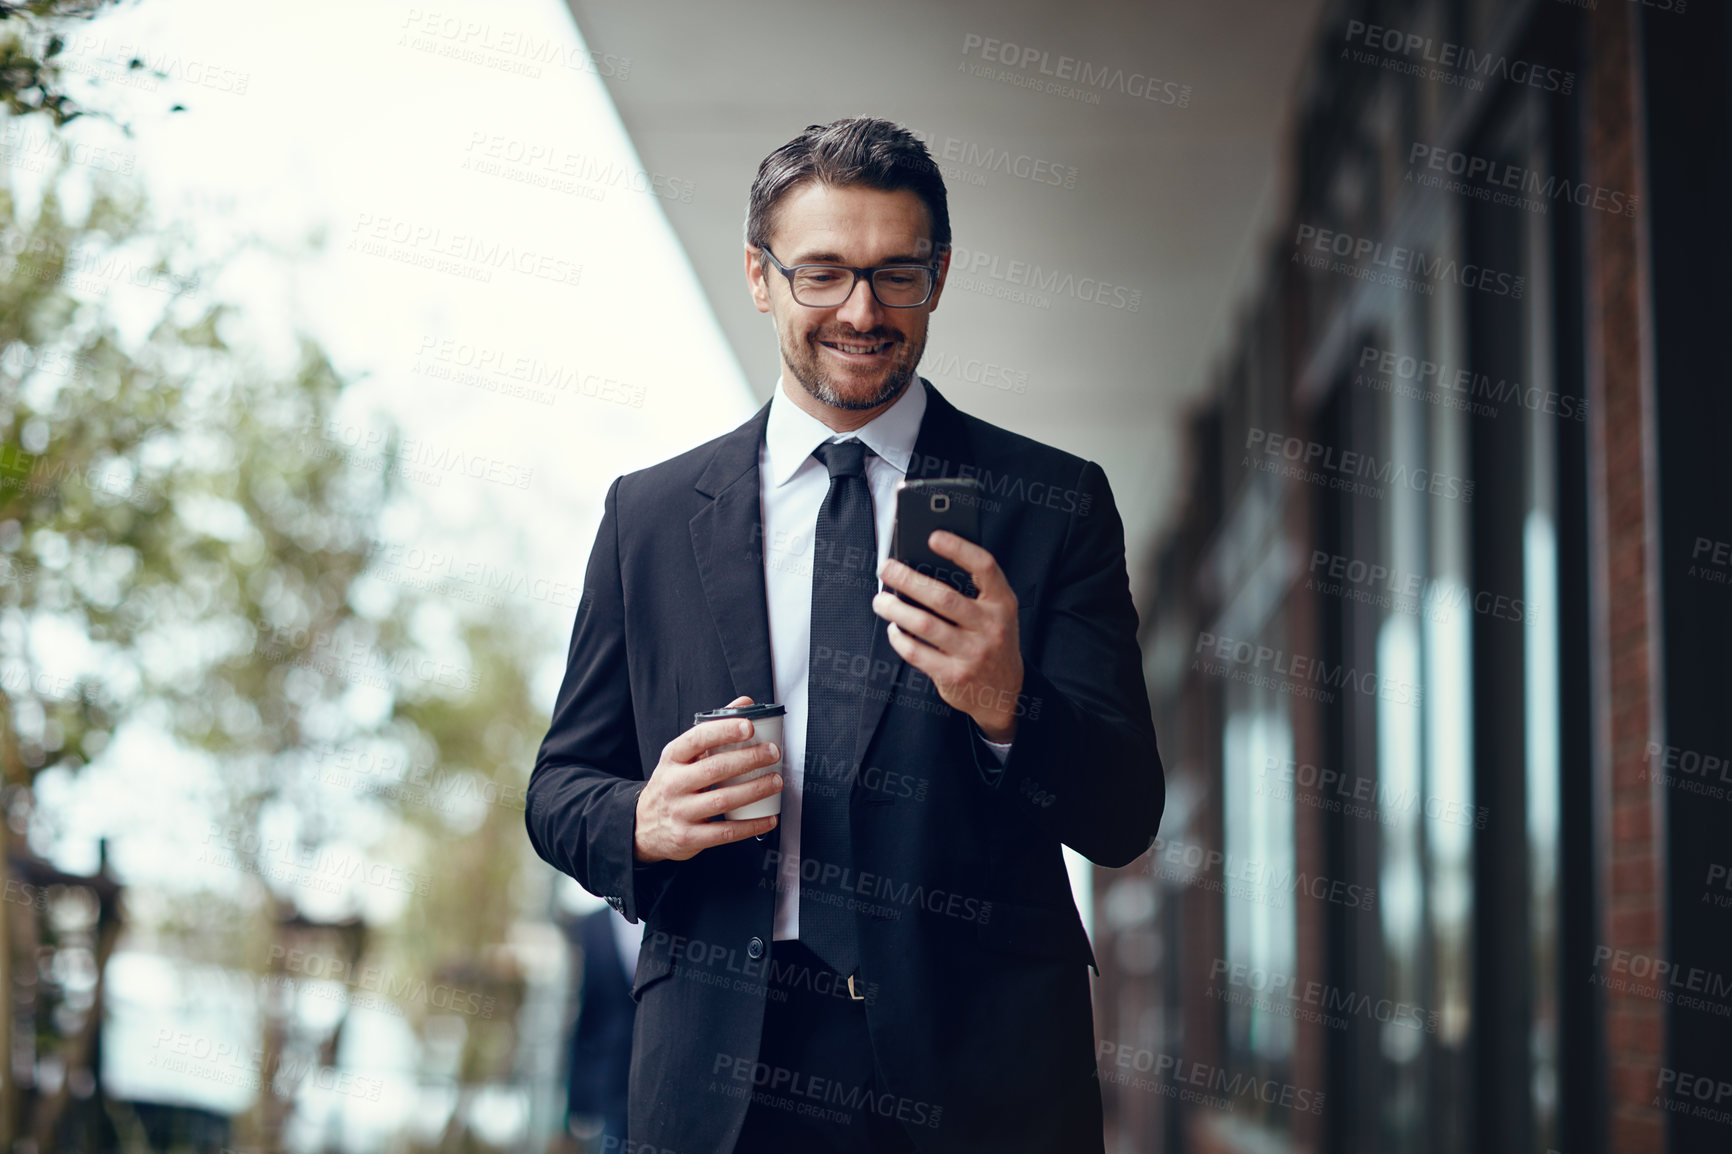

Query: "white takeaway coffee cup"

xmin=693 ymin=703 xmax=785 ymax=820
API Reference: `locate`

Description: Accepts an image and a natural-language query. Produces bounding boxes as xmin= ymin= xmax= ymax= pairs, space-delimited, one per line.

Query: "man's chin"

xmin=794 ymin=367 xmax=912 ymax=412
xmin=827 ymin=381 xmax=907 ymax=411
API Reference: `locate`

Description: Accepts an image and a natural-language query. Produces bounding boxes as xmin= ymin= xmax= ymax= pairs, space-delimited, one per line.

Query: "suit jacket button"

xmin=747 ymin=936 xmax=765 ymax=960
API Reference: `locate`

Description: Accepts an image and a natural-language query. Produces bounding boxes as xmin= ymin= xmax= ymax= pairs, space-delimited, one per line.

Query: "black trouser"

xmin=731 ymin=939 xmax=916 ymax=1153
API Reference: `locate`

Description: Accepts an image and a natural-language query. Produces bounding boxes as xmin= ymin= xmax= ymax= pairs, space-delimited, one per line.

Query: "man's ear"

xmin=927 ymin=247 xmax=952 ymax=313
xmin=745 ymin=244 xmax=772 ymax=314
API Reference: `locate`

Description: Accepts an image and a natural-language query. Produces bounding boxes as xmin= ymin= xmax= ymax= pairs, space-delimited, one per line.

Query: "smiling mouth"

xmin=818 ymin=337 xmax=896 ymax=357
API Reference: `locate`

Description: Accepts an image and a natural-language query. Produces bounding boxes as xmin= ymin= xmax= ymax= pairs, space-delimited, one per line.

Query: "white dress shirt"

xmin=759 ymin=375 xmax=1009 ymax=942
xmin=608 ymin=904 xmax=644 ymax=982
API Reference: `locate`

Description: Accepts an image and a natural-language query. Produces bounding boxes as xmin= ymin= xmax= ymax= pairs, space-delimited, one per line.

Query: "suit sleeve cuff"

xmin=970 ymin=724 xmax=1012 ymax=784
xmin=624 ymin=780 xmax=676 ymax=922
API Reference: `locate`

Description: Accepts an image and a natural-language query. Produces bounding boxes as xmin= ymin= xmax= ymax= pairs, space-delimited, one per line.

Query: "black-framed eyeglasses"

xmin=758 ymin=245 xmax=938 ymax=308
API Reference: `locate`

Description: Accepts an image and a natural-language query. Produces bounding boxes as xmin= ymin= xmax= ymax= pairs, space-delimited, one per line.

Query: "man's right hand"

xmin=634 ymin=695 xmax=784 ymax=862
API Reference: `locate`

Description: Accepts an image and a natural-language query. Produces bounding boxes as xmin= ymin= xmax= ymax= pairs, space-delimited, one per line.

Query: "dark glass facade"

xmin=1093 ymin=3 xmax=1732 ymax=1152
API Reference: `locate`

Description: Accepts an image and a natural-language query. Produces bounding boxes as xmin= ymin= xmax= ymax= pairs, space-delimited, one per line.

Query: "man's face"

xmin=746 ymin=183 xmax=949 ymax=420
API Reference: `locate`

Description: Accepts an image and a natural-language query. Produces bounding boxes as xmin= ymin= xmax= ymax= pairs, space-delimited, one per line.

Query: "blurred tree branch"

xmin=0 ymin=0 xmax=119 ymax=124
xmin=4 ymin=3 xmax=559 ymax=1146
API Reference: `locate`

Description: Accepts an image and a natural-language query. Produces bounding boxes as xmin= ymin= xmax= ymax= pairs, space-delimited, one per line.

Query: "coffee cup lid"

xmin=694 ymin=703 xmax=785 ymax=723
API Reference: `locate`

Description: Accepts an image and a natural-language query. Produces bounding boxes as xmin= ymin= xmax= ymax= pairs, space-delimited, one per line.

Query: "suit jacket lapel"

xmin=690 ymin=400 xmax=776 ymax=704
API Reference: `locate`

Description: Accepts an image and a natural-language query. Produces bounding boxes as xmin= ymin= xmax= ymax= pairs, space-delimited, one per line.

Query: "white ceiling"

xmin=562 ymin=0 xmax=1326 ymax=592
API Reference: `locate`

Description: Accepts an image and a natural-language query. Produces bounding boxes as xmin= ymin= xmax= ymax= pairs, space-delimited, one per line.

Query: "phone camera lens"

xmin=931 ymin=494 xmax=950 ymax=513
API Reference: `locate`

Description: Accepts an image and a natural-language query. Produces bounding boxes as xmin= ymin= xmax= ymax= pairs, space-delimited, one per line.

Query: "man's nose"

xmin=834 ymin=274 xmax=886 ymax=330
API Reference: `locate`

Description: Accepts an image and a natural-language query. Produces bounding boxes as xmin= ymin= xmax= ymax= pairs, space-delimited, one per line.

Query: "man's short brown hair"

xmin=745 ymin=117 xmax=951 ymax=261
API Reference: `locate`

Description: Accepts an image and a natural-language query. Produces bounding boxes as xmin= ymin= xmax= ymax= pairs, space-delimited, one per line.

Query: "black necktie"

xmin=801 ymin=438 xmax=876 ymax=976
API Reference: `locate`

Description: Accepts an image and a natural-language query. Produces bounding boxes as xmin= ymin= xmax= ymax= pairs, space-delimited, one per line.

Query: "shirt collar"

xmin=763 ymin=374 xmax=927 ymax=488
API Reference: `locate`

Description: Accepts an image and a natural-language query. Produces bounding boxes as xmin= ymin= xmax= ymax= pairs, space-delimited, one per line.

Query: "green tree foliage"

xmin=2 ymin=102 xmax=549 ymax=1154
xmin=1 ymin=180 xmax=373 ymax=799
xmin=1 ymin=3 xmax=562 ymax=1146
xmin=0 ymin=1 xmax=120 ymax=124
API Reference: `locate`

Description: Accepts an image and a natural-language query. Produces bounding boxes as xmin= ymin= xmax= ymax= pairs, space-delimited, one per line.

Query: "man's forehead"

xmin=771 ymin=183 xmax=934 ymax=260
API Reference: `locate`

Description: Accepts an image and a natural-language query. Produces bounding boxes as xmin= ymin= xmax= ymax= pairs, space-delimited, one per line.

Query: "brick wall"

xmin=1583 ymin=4 xmax=1665 ymax=1151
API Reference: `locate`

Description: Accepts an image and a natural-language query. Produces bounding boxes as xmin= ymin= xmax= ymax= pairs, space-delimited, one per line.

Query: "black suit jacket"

xmin=527 ymin=381 xmax=1163 ymax=1153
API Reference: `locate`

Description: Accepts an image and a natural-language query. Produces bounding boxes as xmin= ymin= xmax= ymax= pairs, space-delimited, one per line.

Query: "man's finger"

xmin=926 ymin=531 xmax=1013 ymax=599
xmin=666 ymin=715 xmax=756 ymax=765
xmin=873 ymin=590 xmax=960 ymax=651
xmin=878 ymin=557 xmax=979 ymax=625
xmin=690 ymin=772 xmax=785 ymax=821
xmin=690 ymin=814 xmax=778 ymax=851
xmin=887 ymin=621 xmax=957 ymax=680
xmin=667 ymin=695 xmax=754 ymax=763
xmin=690 ymin=741 xmax=782 ymax=790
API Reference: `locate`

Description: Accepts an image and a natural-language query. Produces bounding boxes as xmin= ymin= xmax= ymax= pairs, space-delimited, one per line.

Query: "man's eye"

xmin=801 ymin=271 xmax=843 ymax=284
xmin=879 ymin=273 xmax=918 ymax=287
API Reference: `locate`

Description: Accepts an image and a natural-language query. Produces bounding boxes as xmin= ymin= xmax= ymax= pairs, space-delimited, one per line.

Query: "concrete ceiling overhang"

xmin=562 ymin=0 xmax=1325 ymax=591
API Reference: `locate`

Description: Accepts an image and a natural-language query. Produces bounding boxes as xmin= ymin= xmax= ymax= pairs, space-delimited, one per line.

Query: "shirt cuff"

xmin=978 ymin=732 xmax=1013 ymax=764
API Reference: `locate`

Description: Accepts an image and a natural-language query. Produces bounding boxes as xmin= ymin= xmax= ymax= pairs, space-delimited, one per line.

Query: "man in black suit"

xmin=527 ymin=117 xmax=1163 ymax=1153
xmin=563 ymin=906 xmax=637 ymax=1147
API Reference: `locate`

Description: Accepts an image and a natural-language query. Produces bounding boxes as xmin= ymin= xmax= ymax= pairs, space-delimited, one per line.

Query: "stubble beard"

xmin=782 ymin=325 xmax=925 ymax=412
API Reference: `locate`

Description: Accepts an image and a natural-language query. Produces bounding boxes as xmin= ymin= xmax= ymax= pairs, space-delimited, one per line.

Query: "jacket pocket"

xmin=975 ymin=900 xmax=1097 ymax=972
xmin=630 ymin=939 xmax=675 ymax=1003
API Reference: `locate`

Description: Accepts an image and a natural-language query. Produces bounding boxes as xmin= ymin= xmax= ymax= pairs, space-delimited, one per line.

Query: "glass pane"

xmin=793 ymin=267 xmax=851 ymax=303
xmin=1222 ymin=683 xmax=1296 ymax=1068
xmin=871 ymin=269 xmax=931 ymax=304
xmin=1521 ymin=109 xmax=1561 ymax=1150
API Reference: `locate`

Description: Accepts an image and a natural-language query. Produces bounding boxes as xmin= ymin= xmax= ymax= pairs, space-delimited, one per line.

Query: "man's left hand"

xmin=873 ymin=531 xmax=1023 ymax=743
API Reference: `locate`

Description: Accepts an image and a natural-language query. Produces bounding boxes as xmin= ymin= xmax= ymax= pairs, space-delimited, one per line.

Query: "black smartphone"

xmin=890 ymin=477 xmax=982 ymax=614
